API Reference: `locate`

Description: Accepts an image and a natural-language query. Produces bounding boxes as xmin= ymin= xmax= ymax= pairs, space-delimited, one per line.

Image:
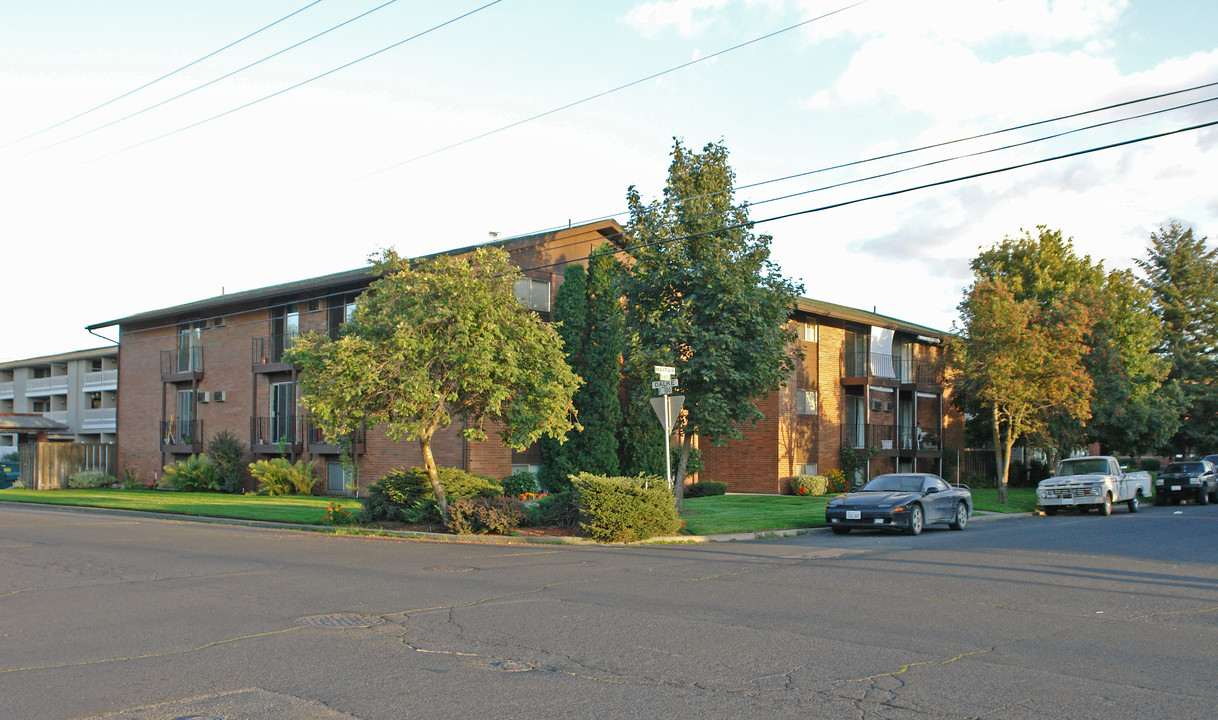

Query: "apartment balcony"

xmin=160 ymin=419 xmax=203 ymax=453
xmin=83 ymin=369 xmax=119 ymax=392
xmin=82 ymin=408 xmax=117 ymax=431
xmin=160 ymin=348 xmax=204 ymax=383
xmin=303 ymin=418 xmax=366 ymax=455
xmin=0 ymin=381 xmax=12 ymax=399
xmin=841 ymin=423 xmax=942 ymax=454
xmin=25 ymin=376 xmax=70 ymax=397
xmin=250 ymin=415 xmax=304 ymax=454
xmin=842 ymin=352 xmax=942 ymax=390
xmin=251 ymin=333 xmax=299 ymax=374
xmin=43 ymin=410 xmax=69 ymax=425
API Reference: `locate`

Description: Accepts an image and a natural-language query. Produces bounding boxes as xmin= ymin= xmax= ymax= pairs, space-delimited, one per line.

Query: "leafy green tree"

xmin=948 ymin=278 xmax=1093 ymax=503
xmin=288 ymin=247 xmax=580 ymax=522
xmin=624 ymin=139 xmax=803 ymax=507
xmin=1136 ymin=220 xmax=1218 ymax=454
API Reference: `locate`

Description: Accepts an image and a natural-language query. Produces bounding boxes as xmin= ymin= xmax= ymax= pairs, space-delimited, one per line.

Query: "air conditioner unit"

xmin=198 ymin=391 xmax=210 ymax=403
xmin=213 ymin=390 xmax=226 ymax=403
xmin=884 ymin=402 xmax=893 ymax=411
xmin=870 ymin=399 xmax=883 ymax=411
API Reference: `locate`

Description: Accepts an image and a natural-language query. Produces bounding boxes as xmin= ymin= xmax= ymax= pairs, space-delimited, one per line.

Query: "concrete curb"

xmin=0 ymin=499 xmax=1035 ymax=546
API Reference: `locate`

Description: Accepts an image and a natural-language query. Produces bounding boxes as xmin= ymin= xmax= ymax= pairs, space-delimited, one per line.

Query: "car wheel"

xmin=831 ymin=526 xmax=851 ymax=535
xmin=949 ymin=502 xmax=968 ymax=530
xmin=1099 ymin=493 xmax=1113 ymax=516
xmin=1198 ymin=488 xmax=1210 ymax=505
xmin=1043 ymin=506 xmax=1058 ymax=516
xmin=1127 ymin=494 xmax=1140 ymax=513
xmin=905 ymin=505 xmax=924 ymax=536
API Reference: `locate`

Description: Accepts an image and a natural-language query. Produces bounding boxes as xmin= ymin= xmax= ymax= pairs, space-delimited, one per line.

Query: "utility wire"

xmin=320 ymin=0 xmax=872 ymax=193
xmin=0 ymin=0 xmax=328 ymax=151
xmin=44 ymin=0 xmax=506 ymax=177
xmin=6 ymin=0 xmax=402 ymax=164
xmin=97 ymin=118 xmax=1218 ymax=347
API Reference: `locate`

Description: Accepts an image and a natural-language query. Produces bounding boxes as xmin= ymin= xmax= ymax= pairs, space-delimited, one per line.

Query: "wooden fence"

xmin=17 ymin=443 xmax=117 ymax=490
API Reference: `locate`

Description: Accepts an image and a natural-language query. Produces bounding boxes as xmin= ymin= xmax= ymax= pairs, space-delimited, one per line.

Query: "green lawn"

xmin=0 ymin=489 xmax=360 ymax=524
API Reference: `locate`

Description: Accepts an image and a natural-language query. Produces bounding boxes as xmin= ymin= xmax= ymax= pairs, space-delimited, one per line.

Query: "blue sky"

xmin=2 ymin=0 xmax=1216 ymax=360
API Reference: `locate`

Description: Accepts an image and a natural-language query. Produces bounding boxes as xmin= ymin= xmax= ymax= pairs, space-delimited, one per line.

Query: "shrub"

xmin=789 ymin=475 xmax=827 ymax=496
xmin=824 ymin=469 xmax=850 ymax=494
xmin=248 ymin=458 xmax=318 ymax=495
xmin=359 ymin=467 xmax=503 ymax=523
xmin=518 ymin=491 xmax=577 ymax=528
xmin=321 ymin=502 xmax=358 ymax=526
xmin=685 ymin=480 xmax=728 ymax=497
xmin=207 ymin=430 xmax=247 ymax=493
xmin=572 ymin=473 xmax=682 ymax=543
xmin=446 ymin=496 xmax=524 ymax=535
xmin=1139 ymin=458 xmax=1162 ymax=473
xmin=67 ymin=470 xmax=114 ymax=489
xmin=501 ymin=471 xmax=539 ymax=496
xmin=163 ymin=454 xmax=222 ymax=492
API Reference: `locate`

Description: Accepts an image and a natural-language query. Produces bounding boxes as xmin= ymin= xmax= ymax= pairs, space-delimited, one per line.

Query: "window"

xmin=326 ymin=462 xmax=355 ymax=493
xmin=796 ymin=463 xmax=818 ymax=476
xmin=796 ymin=389 xmax=817 ymax=415
xmin=271 ymin=382 xmax=296 ymax=444
xmin=177 ymin=323 xmax=204 ymax=372
xmin=802 ymin=322 xmax=818 ymax=342
xmin=89 ymin=392 xmax=102 ymax=410
xmin=32 ymin=399 xmax=50 ymax=413
xmin=514 ymin=277 xmax=550 ymax=312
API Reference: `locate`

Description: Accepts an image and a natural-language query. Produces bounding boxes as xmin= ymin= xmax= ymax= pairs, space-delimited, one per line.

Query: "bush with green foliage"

xmin=685 ymin=480 xmax=728 ymax=497
xmin=248 ymin=458 xmax=318 ymax=495
xmin=789 ymin=475 xmax=827 ymax=496
xmin=359 ymin=467 xmax=503 ymax=523
xmin=206 ymin=429 xmax=247 ymax=493
xmin=446 ymin=496 xmax=524 ymax=535
xmin=501 ymin=471 xmax=539 ymax=496
xmin=1139 ymin=458 xmax=1162 ymax=473
xmin=572 ymin=472 xmax=682 ymax=543
xmin=519 ymin=491 xmax=579 ymax=528
xmin=163 ymin=454 xmax=222 ymax=492
xmin=824 ymin=469 xmax=850 ymax=494
xmin=67 ymin=470 xmax=114 ymax=489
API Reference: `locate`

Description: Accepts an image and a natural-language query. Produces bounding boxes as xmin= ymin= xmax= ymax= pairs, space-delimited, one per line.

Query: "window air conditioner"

xmin=884 ymin=402 xmax=893 ymax=411
xmin=213 ymin=390 xmax=226 ymax=403
xmin=198 ymin=391 xmax=210 ymax=403
xmin=870 ymin=399 xmax=883 ymax=411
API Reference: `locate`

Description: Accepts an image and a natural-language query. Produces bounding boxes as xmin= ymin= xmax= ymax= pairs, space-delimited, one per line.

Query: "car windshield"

xmin=860 ymin=475 xmax=923 ymax=493
xmin=1056 ymin=459 xmax=1110 ymax=477
xmin=1165 ymin=462 xmax=1204 ymax=474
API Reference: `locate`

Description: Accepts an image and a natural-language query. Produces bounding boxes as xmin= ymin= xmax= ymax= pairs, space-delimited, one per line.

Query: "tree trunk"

xmin=419 ymin=434 xmax=449 ymax=523
xmin=991 ymin=405 xmax=1010 ymax=505
xmin=673 ymin=433 xmax=693 ymax=511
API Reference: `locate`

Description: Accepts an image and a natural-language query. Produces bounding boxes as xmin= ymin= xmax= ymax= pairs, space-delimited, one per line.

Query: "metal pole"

xmin=664 ymin=392 xmax=672 ymax=489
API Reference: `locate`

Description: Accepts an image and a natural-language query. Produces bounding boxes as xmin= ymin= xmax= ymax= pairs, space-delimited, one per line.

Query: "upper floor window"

xmin=796 ymin=389 xmax=817 ymax=415
xmin=514 ymin=278 xmax=551 ymax=312
xmin=802 ymin=322 xmax=818 ymax=342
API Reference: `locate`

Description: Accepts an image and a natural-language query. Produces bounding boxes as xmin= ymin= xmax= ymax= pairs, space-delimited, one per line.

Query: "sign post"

xmin=650 ymin=366 xmax=681 ymax=489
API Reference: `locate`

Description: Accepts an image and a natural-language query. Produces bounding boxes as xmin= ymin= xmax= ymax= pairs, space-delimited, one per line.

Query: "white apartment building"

xmin=0 ymin=347 xmax=118 ymax=452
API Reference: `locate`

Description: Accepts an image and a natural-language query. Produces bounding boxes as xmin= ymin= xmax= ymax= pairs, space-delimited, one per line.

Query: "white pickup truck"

xmin=1036 ymin=455 xmax=1153 ymax=516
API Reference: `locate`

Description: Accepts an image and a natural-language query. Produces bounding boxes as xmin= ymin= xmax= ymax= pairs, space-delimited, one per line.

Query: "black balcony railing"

xmin=842 ymin=423 xmax=941 ymax=452
xmin=251 ymin=415 xmax=303 ymax=449
xmin=842 ymin=351 xmax=940 ymax=386
xmin=304 ymin=419 xmax=367 ymax=454
xmin=160 ymin=347 xmax=204 ymax=380
xmin=252 ymin=332 xmax=300 ymax=368
xmin=160 ymin=419 xmax=202 ymax=448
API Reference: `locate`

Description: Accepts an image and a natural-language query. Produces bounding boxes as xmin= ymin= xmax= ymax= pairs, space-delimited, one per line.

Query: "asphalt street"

xmin=1 ymin=500 xmax=1216 ymax=719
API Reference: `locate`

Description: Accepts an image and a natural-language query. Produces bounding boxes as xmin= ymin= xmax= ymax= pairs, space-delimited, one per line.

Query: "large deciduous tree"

xmin=947 ymin=277 xmax=1093 ymax=503
xmin=624 ymin=139 xmax=802 ymax=507
xmin=288 ymin=246 xmax=580 ymax=522
xmin=1136 ymin=220 xmax=1218 ymax=454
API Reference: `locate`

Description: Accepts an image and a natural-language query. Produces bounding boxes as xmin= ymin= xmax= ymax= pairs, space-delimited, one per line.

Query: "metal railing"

xmin=842 ymin=352 xmax=940 ymax=385
xmin=160 ymin=348 xmax=204 ymax=377
xmin=160 ymin=419 xmax=202 ymax=447
xmin=303 ymin=419 xmax=366 ymax=453
xmin=83 ymin=369 xmax=118 ymax=391
xmin=842 ymin=423 xmax=942 ymax=451
xmin=82 ymin=408 xmax=117 ymax=430
xmin=250 ymin=415 xmax=302 ymax=448
xmin=251 ymin=332 xmax=300 ymax=366
xmin=25 ymin=376 xmax=69 ymax=395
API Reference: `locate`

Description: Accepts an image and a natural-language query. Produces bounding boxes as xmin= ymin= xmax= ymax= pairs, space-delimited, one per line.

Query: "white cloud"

xmin=625 ymin=0 xmax=730 ymax=38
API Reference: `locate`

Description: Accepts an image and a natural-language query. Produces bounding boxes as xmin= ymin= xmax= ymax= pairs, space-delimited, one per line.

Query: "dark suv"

xmin=1155 ymin=460 xmax=1218 ymax=505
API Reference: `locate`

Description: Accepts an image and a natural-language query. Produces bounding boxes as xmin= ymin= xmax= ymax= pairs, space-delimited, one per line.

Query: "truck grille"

xmin=1042 ymin=487 xmax=1091 ymax=499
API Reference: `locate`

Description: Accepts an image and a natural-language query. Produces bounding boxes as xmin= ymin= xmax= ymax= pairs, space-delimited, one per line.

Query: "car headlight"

xmin=1156 ymin=479 xmax=1163 ymax=485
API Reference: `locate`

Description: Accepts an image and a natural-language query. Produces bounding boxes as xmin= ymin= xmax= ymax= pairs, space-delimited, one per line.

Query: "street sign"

xmin=654 ymin=365 xmax=676 ymax=376
xmin=651 ymin=379 xmax=678 ymax=390
xmin=650 ymin=395 xmax=684 ymax=434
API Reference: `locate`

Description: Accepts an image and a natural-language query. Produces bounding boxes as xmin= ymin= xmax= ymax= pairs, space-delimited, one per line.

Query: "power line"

xmin=0 ymin=0 xmax=328 ymax=151
xmin=319 ymin=0 xmax=872 ymax=193
xmin=6 ymin=0 xmax=402 ymax=165
xmin=42 ymin=0 xmax=507 ymax=177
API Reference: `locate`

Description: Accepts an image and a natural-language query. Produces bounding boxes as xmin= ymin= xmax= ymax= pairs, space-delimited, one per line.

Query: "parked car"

xmin=1037 ymin=456 xmax=1152 ymax=515
xmin=1155 ymin=460 xmax=1218 ymax=505
xmin=1203 ymin=454 xmax=1218 ymax=467
xmin=0 ymin=457 xmax=19 ymax=489
xmin=825 ymin=473 xmax=971 ymax=536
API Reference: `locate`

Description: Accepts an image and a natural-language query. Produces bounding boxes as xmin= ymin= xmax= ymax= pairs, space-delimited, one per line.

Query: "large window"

xmin=177 ymin=323 xmax=204 ymax=372
xmin=270 ymin=382 xmax=295 ymax=444
xmin=796 ymin=389 xmax=817 ymax=415
xmin=514 ymin=278 xmax=550 ymax=312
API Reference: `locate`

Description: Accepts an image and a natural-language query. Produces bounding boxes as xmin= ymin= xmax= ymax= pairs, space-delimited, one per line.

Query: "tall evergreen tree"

xmin=537 ymin=264 xmax=588 ymax=492
xmin=581 ymin=246 xmax=624 ymax=475
xmin=1136 ymin=221 xmax=1218 ymax=454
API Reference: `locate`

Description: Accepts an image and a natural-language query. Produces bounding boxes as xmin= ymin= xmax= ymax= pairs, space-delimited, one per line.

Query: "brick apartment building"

xmin=87 ymin=219 xmax=960 ymax=494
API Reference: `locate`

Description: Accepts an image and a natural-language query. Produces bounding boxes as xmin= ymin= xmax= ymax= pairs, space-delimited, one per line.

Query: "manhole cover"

xmin=296 ymin=614 xmax=386 ymax=628
xmin=424 ymin=565 xmax=477 ymax=572
xmin=493 ymin=660 xmax=535 ymax=672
